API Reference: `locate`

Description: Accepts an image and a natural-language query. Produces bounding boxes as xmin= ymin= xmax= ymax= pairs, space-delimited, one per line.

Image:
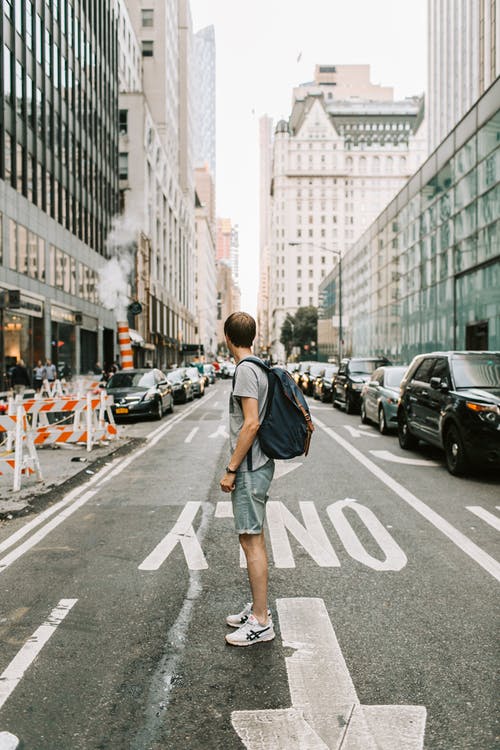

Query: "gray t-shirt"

xmin=229 ymin=359 xmax=269 ymax=472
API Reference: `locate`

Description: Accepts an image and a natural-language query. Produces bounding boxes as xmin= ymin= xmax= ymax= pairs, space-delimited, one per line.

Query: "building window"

xmin=119 ymin=152 xmax=128 ymax=179
xmin=142 ymin=40 xmax=154 ymax=57
xmin=119 ymin=109 xmax=128 ymax=135
xmin=141 ymin=9 xmax=154 ymax=26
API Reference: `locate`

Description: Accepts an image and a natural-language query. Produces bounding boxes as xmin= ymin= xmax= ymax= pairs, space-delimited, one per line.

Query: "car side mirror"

xmin=430 ymin=376 xmax=449 ymax=391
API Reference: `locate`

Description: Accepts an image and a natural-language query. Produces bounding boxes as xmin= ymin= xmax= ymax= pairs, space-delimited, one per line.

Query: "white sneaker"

xmin=225 ymin=614 xmax=275 ymax=647
xmin=226 ymin=602 xmax=272 ymax=628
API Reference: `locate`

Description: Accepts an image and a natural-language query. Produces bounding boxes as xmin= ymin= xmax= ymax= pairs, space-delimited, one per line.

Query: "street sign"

xmin=127 ymin=301 xmax=143 ymax=316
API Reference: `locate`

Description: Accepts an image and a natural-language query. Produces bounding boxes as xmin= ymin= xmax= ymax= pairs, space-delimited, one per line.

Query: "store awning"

xmin=129 ymin=328 xmax=145 ymax=346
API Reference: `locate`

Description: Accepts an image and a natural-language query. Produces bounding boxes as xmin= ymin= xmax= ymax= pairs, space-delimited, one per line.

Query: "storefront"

xmin=1 ymin=292 xmax=44 ymax=388
xmin=51 ymin=305 xmax=76 ymax=378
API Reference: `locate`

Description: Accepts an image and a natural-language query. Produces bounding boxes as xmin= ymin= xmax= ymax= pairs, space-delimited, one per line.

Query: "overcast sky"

xmin=189 ymin=0 xmax=428 ymax=317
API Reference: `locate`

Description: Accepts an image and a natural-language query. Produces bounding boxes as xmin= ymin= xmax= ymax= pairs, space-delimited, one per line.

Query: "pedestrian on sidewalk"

xmin=45 ymin=359 xmax=57 ymax=383
xmin=220 ymin=311 xmax=275 ymax=647
xmin=10 ymin=359 xmax=31 ymax=396
xmin=33 ymin=359 xmax=46 ymax=392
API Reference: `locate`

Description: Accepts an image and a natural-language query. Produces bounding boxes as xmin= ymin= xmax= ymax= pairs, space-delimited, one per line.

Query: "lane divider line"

xmin=0 ymin=394 xmax=215 ymax=574
xmin=314 ymin=416 xmax=500 ymax=583
xmin=0 ymin=599 xmax=78 ymax=711
xmin=184 ymin=427 xmax=199 ymax=444
xmin=466 ymin=506 xmax=500 ymax=532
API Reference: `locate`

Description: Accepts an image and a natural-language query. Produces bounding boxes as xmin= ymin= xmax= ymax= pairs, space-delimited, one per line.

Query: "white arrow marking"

xmin=466 ymin=506 xmax=500 ymax=532
xmin=344 ymin=425 xmax=380 ymax=439
xmin=370 ymin=450 xmax=440 ymax=467
xmin=209 ymin=423 xmax=229 ymax=439
xmin=232 ymin=598 xmax=426 ymax=750
xmin=0 ymin=732 xmax=19 ymax=750
xmin=0 ymin=600 xmax=77 ymax=712
xmin=138 ymin=502 xmax=208 ymax=571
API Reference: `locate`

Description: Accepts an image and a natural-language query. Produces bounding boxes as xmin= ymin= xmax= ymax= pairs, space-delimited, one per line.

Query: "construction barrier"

xmin=9 ymin=391 xmax=117 ymax=452
xmin=0 ymin=406 xmax=43 ymax=492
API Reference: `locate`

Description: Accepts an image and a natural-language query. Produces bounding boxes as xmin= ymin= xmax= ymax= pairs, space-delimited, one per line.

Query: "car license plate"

xmin=116 ymin=407 xmax=129 ymax=414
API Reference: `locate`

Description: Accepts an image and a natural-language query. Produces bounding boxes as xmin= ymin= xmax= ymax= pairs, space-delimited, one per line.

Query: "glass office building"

xmin=319 ymin=78 xmax=499 ymax=363
xmin=0 ymin=0 xmax=119 ymax=383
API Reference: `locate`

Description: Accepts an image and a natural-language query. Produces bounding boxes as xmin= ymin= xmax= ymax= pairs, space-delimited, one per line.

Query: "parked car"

xmin=333 ymin=357 xmax=392 ymax=413
xmin=300 ymin=362 xmax=327 ymax=396
xmin=185 ymin=367 xmax=205 ymax=397
xmin=313 ymin=364 xmax=339 ymax=402
xmin=397 ymin=351 xmax=500 ymax=475
xmin=360 ymin=365 xmax=407 ymax=433
xmin=203 ymin=364 xmax=216 ymax=385
xmin=167 ymin=368 xmax=194 ymax=404
xmin=220 ymin=361 xmax=236 ymax=379
xmin=107 ymin=368 xmax=174 ymax=420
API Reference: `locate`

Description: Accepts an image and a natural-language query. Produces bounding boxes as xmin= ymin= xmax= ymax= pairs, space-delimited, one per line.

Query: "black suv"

xmin=333 ymin=357 xmax=392 ymax=413
xmin=398 ymin=351 xmax=500 ymax=475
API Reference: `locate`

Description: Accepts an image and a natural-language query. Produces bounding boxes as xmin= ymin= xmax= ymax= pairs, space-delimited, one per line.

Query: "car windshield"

xmin=324 ymin=366 xmax=337 ymax=378
xmin=108 ymin=372 xmax=155 ymax=389
xmin=451 ymin=354 xmax=500 ymax=388
xmin=186 ymin=368 xmax=200 ymax=380
xmin=310 ymin=364 xmax=325 ymax=377
xmin=385 ymin=367 xmax=407 ymax=387
xmin=350 ymin=359 xmax=388 ymax=375
xmin=167 ymin=371 xmax=183 ymax=383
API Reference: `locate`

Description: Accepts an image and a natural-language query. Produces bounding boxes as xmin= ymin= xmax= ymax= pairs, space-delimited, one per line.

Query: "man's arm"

xmin=220 ymin=397 xmax=260 ymax=493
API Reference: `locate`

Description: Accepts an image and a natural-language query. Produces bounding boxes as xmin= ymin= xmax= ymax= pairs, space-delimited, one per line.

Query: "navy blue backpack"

xmin=233 ymin=357 xmax=315 ymax=460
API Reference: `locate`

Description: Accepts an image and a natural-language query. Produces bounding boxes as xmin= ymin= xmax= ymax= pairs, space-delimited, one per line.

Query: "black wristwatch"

xmin=225 ymin=466 xmax=237 ymax=474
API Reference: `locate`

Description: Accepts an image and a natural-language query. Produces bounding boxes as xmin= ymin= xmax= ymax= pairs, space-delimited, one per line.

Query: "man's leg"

xmin=239 ymin=531 xmax=268 ymax=625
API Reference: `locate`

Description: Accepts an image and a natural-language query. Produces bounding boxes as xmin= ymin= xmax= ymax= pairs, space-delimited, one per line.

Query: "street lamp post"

xmin=289 ymin=242 xmax=343 ymax=362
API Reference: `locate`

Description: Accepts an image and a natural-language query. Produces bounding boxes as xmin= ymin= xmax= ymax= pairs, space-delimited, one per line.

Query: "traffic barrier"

xmin=117 ymin=321 xmax=134 ymax=370
xmin=11 ymin=392 xmax=117 ymax=452
xmin=0 ymin=406 xmax=43 ymax=492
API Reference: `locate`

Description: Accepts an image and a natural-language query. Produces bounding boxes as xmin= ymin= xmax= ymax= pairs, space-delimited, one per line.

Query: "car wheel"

xmin=398 ymin=411 xmax=417 ymax=449
xmin=444 ymin=425 xmax=469 ymax=476
xmin=345 ymin=392 xmax=355 ymax=414
xmin=360 ymin=401 xmax=369 ymax=424
xmin=154 ymin=399 xmax=163 ymax=420
xmin=166 ymin=398 xmax=174 ymax=414
xmin=378 ymin=406 xmax=389 ymax=435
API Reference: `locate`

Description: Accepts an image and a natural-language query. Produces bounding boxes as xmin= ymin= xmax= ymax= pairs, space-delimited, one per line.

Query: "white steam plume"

xmin=98 ymin=213 xmax=141 ymax=321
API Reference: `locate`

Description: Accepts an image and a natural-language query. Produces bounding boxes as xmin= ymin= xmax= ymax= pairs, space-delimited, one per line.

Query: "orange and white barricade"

xmin=14 ymin=392 xmax=117 ymax=452
xmin=0 ymin=406 xmax=43 ymax=492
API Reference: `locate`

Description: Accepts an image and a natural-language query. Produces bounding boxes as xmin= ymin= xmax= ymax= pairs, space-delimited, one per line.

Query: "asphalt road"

xmin=0 ymin=381 xmax=498 ymax=750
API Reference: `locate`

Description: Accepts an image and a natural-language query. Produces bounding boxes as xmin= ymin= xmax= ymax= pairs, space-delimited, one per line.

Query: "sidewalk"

xmin=0 ymin=431 xmax=142 ymax=519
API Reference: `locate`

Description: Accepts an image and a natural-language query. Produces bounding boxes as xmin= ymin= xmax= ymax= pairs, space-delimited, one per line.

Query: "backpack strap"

xmin=231 ymin=357 xmax=271 ymax=471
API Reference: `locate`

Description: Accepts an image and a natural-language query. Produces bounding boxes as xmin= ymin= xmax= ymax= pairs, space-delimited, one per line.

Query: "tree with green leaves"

xmin=280 ymin=314 xmax=295 ymax=358
xmin=280 ymin=306 xmax=318 ymax=359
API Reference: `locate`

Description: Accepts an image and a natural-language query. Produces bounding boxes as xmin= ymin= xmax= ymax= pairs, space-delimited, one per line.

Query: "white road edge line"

xmin=466 ymin=506 xmax=500 ymax=532
xmin=184 ymin=427 xmax=199 ymax=444
xmin=314 ymin=417 xmax=500 ymax=583
xmin=0 ymin=599 xmax=78 ymax=711
xmin=0 ymin=731 xmax=19 ymax=750
xmin=0 ymin=394 xmax=214 ymax=573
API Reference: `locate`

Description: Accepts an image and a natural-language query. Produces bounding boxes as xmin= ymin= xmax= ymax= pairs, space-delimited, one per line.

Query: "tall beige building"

xmin=267 ymin=65 xmax=427 ymax=361
xmin=195 ymin=166 xmax=217 ymax=359
xmin=428 ymin=0 xmax=499 ymax=152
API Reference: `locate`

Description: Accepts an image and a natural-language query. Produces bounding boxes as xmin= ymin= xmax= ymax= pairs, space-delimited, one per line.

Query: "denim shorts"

xmin=231 ymin=459 xmax=275 ymax=535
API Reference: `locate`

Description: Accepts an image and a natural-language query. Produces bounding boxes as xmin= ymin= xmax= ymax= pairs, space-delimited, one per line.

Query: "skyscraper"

xmin=428 ymin=0 xmax=499 ymax=152
xmin=193 ymin=25 xmax=216 ymax=178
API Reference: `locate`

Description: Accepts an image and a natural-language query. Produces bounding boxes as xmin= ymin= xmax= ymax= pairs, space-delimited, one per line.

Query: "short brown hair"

xmin=224 ymin=312 xmax=256 ymax=348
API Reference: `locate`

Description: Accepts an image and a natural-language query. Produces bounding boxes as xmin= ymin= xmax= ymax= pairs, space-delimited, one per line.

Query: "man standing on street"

xmin=220 ymin=312 xmax=275 ymax=646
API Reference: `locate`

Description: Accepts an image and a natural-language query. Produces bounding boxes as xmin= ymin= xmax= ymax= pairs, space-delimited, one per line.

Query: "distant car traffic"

xmin=398 ymin=351 xmax=500 ymax=475
xmin=185 ymin=367 xmax=205 ymax=397
xmin=333 ymin=357 xmax=392 ymax=413
xmin=107 ymin=368 xmax=174 ymax=420
xmin=220 ymin=362 xmax=236 ymax=379
xmin=313 ymin=364 xmax=339 ymax=402
xmin=300 ymin=362 xmax=327 ymax=396
xmin=167 ymin=368 xmax=194 ymax=404
xmin=203 ymin=364 xmax=216 ymax=385
xmin=292 ymin=361 xmax=316 ymax=387
xmin=360 ymin=365 xmax=407 ymax=433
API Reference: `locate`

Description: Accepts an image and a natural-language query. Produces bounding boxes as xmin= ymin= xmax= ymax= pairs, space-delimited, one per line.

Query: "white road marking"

xmin=184 ymin=427 xmax=199 ymax=444
xmin=344 ymin=425 xmax=380 ymax=439
xmin=370 ymin=450 xmax=440 ymax=467
xmin=0 ymin=600 xmax=77 ymax=711
xmin=0 ymin=395 xmax=213 ymax=574
xmin=215 ymin=501 xmax=232 ymax=518
xmin=466 ymin=506 xmax=500 ymax=532
xmin=327 ymin=499 xmax=407 ymax=571
xmin=138 ymin=502 xmax=208 ymax=570
xmin=0 ymin=732 xmax=19 ymax=750
xmin=213 ymin=401 xmax=219 ymax=408
xmin=266 ymin=502 xmax=340 ymax=568
xmin=315 ymin=416 xmax=500 ymax=583
xmin=209 ymin=423 xmax=229 ymax=439
xmin=274 ymin=461 xmax=302 ymax=480
xmin=232 ymin=597 xmax=426 ymax=749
